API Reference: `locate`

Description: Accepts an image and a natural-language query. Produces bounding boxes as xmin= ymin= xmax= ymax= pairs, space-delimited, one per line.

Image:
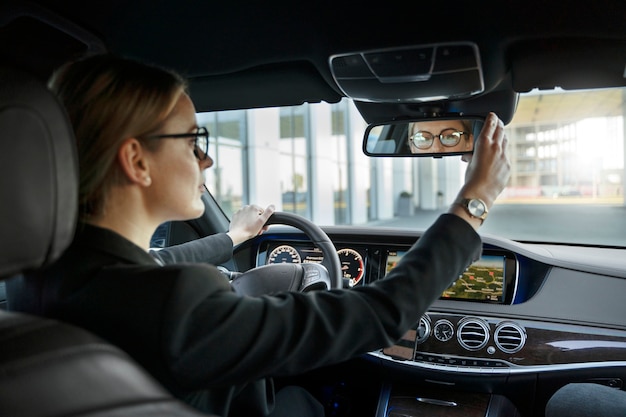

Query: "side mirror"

xmin=363 ymin=116 xmax=484 ymax=157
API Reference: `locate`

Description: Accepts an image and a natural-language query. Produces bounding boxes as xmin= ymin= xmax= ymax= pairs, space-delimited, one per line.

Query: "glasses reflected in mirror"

xmin=363 ymin=117 xmax=482 ymax=157
xmin=408 ymin=120 xmax=474 ymax=154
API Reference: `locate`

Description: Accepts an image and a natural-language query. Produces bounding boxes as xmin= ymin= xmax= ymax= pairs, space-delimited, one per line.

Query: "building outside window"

xmin=198 ymin=110 xmax=246 ymax=218
xmin=196 ymin=89 xmax=625 ymax=229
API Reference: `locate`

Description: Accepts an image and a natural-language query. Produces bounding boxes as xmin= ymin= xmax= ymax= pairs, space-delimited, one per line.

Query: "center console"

xmin=376 ymin=384 xmax=521 ymax=417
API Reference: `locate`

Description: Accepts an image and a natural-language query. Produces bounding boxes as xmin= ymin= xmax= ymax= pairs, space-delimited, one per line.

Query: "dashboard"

xmin=239 ymin=224 xmax=626 ymax=365
xmin=232 ymin=224 xmax=626 ymax=415
xmin=261 ymin=242 xmax=368 ymax=287
xmin=259 ymin=240 xmax=518 ymax=304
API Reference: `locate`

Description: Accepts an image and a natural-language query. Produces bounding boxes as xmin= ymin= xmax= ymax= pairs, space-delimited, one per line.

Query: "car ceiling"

xmin=2 ymin=0 xmax=625 ymax=124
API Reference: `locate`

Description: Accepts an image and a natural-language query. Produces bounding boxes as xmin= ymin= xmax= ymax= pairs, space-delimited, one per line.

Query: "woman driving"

xmin=10 ymin=54 xmax=510 ymax=417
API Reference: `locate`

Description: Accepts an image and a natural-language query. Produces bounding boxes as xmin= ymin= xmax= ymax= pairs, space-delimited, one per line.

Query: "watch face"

xmin=468 ymin=199 xmax=486 ymax=217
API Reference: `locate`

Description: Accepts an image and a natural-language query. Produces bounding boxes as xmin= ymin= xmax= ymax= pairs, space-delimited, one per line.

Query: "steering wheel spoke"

xmin=230 ymin=211 xmax=342 ymax=296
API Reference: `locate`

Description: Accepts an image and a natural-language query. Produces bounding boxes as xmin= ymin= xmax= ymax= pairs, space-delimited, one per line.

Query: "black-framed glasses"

xmin=409 ymin=129 xmax=468 ymax=150
xmin=144 ymin=126 xmax=210 ymax=160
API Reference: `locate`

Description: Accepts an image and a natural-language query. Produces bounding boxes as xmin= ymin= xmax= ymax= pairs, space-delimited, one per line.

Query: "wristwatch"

xmin=454 ymin=197 xmax=488 ymax=224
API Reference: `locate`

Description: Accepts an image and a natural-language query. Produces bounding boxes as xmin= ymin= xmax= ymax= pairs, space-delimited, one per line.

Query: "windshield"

xmin=198 ymin=87 xmax=626 ymax=247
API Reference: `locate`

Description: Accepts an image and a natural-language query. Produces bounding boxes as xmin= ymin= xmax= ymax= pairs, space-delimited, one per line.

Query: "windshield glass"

xmin=198 ymin=87 xmax=626 ymax=247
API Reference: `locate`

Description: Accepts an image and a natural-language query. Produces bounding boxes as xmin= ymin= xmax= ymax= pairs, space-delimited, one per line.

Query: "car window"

xmin=199 ymin=87 xmax=625 ymax=247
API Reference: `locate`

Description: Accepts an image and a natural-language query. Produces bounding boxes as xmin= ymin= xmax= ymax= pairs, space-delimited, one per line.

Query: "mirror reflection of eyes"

xmin=410 ymin=129 xmax=468 ymax=150
xmin=363 ymin=117 xmax=482 ymax=158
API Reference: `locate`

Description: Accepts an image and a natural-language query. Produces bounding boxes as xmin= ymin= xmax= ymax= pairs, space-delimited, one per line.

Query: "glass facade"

xmin=197 ymin=110 xmax=247 ymax=217
xmin=197 ymin=98 xmax=398 ymax=226
xmin=279 ymin=106 xmax=309 ymax=217
xmin=196 ymin=90 xmax=625 ymax=227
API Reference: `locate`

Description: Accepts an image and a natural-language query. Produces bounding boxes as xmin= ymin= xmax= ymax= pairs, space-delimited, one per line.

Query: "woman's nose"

xmin=431 ymin=140 xmax=445 ymax=152
xmin=201 ymin=154 xmax=214 ymax=169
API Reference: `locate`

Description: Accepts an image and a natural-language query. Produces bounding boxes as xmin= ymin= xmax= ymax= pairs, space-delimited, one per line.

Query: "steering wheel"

xmin=230 ymin=211 xmax=343 ymax=296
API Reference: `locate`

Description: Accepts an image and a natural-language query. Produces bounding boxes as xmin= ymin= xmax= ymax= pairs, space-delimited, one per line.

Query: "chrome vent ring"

xmin=495 ymin=321 xmax=526 ymax=353
xmin=457 ymin=317 xmax=490 ymax=351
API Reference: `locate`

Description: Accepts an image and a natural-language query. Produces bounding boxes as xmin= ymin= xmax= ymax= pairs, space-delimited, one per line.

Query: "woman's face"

xmin=145 ymin=92 xmax=213 ymax=222
xmin=408 ymin=120 xmax=473 ymax=154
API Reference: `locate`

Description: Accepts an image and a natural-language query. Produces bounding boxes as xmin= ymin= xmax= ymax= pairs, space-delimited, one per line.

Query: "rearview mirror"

xmin=363 ymin=116 xmax=484 ymax=157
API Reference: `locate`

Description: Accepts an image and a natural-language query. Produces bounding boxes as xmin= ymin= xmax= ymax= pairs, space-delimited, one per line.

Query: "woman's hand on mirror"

xmin=450 ymin=112 xmax=510 ymax=228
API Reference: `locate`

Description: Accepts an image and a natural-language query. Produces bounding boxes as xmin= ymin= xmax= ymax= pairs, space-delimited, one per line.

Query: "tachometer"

xmin=267 ymin=245 xmax=301 ymax=264
xmin=337 ymin=248 xmax=364 ymax=287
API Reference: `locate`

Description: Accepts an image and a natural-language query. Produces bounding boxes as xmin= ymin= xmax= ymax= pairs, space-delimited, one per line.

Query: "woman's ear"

xmin=117 ymin=138 xmax=152 ymax=186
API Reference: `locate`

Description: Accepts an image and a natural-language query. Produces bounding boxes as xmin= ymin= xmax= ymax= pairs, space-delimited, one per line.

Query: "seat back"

xmin=0 ymin=67 xmax=77 ymax=277
xmin=0 ymin=66 xmax=211 ymax=417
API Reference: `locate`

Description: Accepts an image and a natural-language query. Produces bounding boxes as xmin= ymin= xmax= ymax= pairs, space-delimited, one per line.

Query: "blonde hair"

xmin=49 ymin=54 xmax=187 ymax=220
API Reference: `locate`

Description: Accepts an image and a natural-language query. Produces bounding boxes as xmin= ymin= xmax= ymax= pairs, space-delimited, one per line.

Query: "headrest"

xmin=0 ymin=67 xmax=78 ymax=278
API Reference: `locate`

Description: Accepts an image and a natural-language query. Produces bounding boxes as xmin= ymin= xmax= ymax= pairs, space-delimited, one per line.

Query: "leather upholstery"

xmin=0 ymin=66 xmax=211 ymax=417
xmin=0 ymin=67 xmax=77 ymax=277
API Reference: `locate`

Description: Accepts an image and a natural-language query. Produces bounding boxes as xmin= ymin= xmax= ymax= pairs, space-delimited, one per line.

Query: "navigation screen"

xmin=386 ymin=251 xmax=509 ymax=303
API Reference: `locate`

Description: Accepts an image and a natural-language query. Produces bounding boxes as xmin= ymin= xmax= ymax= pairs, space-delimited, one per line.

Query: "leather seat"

xmin=0 ymin=66 xmax=213 ymax=417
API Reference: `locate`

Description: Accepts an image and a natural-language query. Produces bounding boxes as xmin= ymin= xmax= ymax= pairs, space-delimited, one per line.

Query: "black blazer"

xmin=10 ymin=214 xmax=481 ymax=416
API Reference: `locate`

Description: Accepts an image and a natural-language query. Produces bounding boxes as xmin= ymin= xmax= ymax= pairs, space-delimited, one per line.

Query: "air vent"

xmin=457 ymin=317 xmax=489 ymax=351
xmin=495 ymin=322 xmax=526 ymax=354
xmin=416 ymin=314 xmax=432 ymax=344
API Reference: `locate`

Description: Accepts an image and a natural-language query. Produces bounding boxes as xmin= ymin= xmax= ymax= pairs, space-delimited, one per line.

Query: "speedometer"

xmin=337 ymin=248 xmax=364 ymax=287
xmin=267 ymin=245 xmax=301 ymax=264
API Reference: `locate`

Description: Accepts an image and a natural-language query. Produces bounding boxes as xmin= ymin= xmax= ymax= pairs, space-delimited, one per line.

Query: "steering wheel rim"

xmin=264 ymin=211 xmax=342 ymax=289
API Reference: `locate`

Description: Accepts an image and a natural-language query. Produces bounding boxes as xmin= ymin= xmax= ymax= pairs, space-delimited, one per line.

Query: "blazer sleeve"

xmin=150 ymin=233 xmax=233 ymax=266
xmin=159 ymin=213 xmax=482 ymax=388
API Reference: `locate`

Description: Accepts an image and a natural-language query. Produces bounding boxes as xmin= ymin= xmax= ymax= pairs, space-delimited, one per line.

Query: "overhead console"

xmin=329 ymin=42 xmax=484 ymax=103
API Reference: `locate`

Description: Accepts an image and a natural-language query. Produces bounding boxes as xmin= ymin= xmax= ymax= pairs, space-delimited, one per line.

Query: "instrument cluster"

xmin=261 ymin=242 xmax=367 ymax=287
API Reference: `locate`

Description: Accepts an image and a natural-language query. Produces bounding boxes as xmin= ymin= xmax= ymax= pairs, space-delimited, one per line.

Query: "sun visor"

xmin=330 ymin=42 xmax=484 ymax=103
